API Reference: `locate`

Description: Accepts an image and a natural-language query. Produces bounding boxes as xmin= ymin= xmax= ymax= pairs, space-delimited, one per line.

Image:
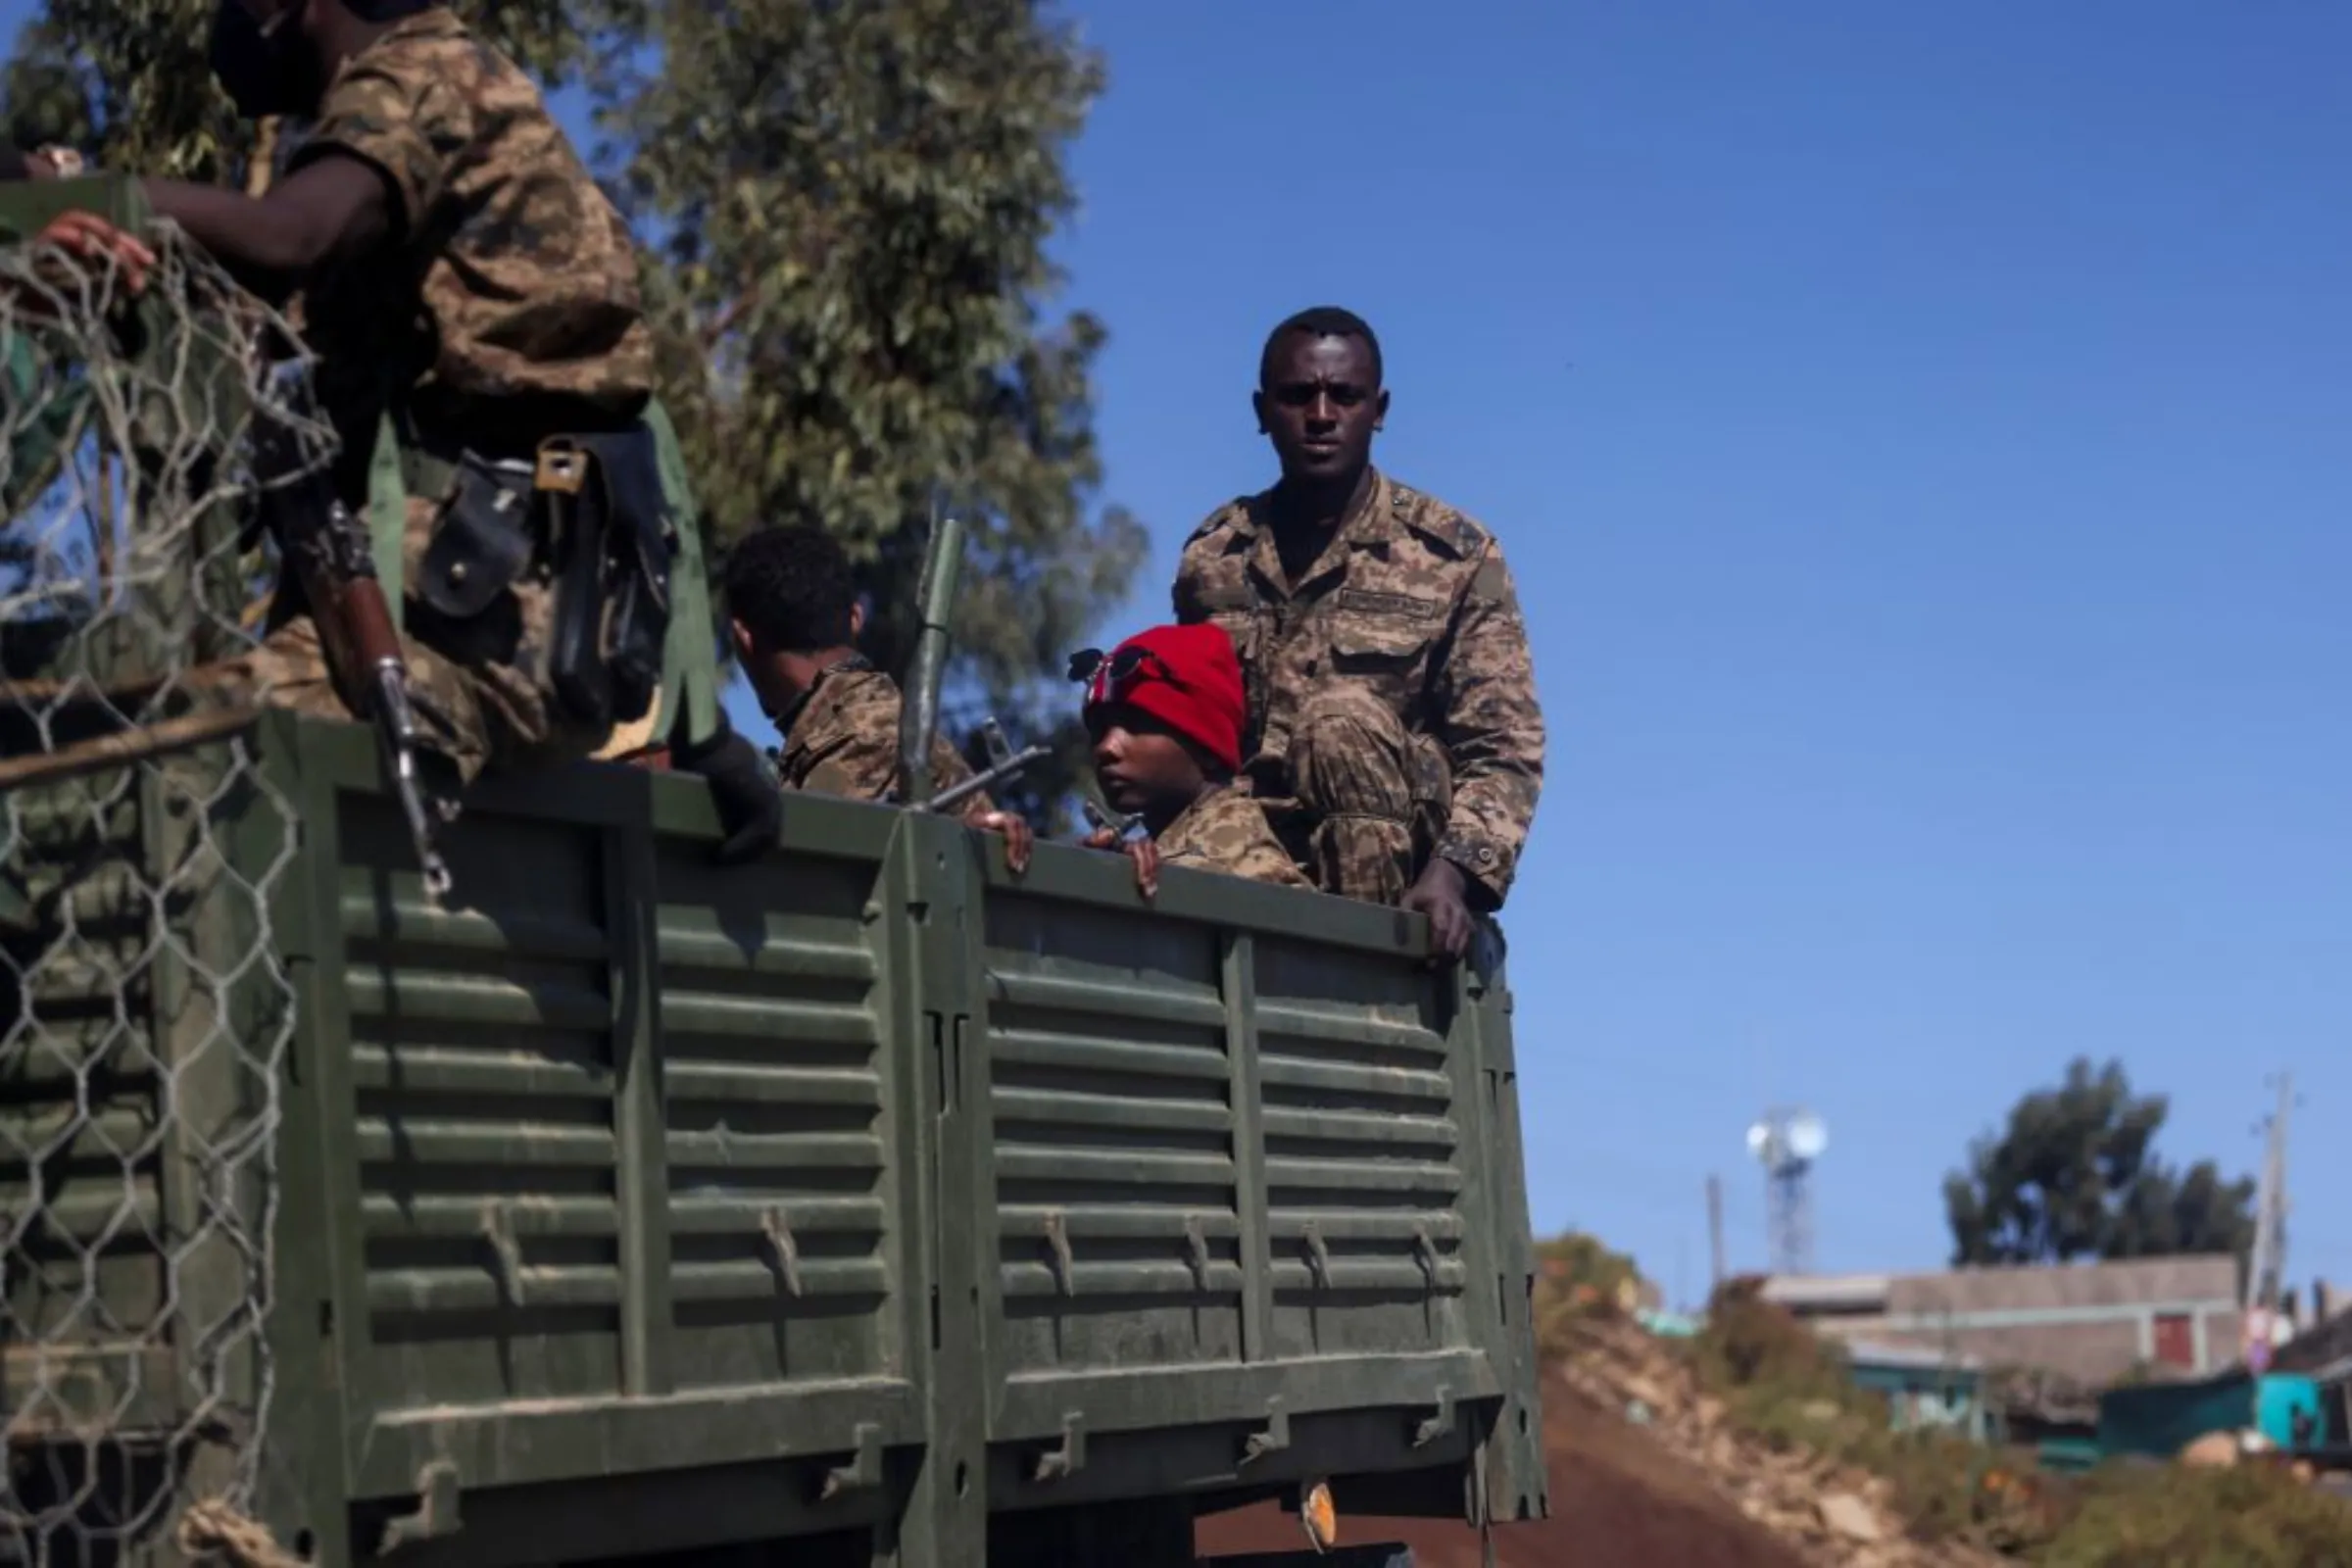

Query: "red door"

xmin=2152 ymin=1312 xmax=2196 ymax=1369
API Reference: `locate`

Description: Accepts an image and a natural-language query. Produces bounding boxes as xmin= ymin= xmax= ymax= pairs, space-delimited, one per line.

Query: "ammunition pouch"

xmin=532 ymin=426 xmax=674 ymax=731
xmin=398 ymin=417 xmax=675 ymax=733
xmin=415 ymin=453 xmax=537 ymax=620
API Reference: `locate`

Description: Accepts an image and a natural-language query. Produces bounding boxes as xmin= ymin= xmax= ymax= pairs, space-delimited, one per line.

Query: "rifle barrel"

xmin=928 ymin=742 xmax=1051 ymax=815
xmin=898 ymin=514 xmax=964 ymax=809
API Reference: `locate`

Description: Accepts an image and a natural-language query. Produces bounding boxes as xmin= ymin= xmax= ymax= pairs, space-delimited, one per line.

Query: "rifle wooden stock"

xmin=302 ymin=566 xmax=403 ymax=718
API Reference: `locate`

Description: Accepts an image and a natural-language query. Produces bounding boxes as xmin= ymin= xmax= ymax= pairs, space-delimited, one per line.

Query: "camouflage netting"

xmin=2 ymin=212 xmax=326 ymax=1565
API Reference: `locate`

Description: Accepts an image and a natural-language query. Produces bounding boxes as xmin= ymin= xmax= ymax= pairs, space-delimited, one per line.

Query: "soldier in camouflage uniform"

xmin=126 ymin=0 xmax=780 ymax=858
xmin=1173 ymin=307 xmax=1544 ymax=958
xmin=725 ymin=525 xmax=1033 ymax=869
xmin=1075 ymin=624 xmax=1311 ymax=898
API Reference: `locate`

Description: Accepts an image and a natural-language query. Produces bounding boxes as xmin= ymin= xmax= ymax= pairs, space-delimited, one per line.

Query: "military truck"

xmin=0 ymin=178 xmax=1546 ymax=1567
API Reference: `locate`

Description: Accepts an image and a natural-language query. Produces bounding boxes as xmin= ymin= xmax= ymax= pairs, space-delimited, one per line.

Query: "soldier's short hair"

xmin=1259 ymin=306 xmax=1383 ymax=390
xmin=724 ymin=525 xmax=858 ymax=654
xmin=345 ymin=0 xmax=444 ymax=17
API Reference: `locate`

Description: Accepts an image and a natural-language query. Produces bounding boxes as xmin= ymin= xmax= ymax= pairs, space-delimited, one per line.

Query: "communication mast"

xmin=1747 ymin=1107 xmax=1827 ymax=1278
xmin=2243 ymin=1073 xmax=2297 ymax=1368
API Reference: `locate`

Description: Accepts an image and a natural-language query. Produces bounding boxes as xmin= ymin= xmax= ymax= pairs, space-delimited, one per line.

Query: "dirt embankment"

xmin=1197 ymin=1317 xmax=2002 ymax=1567
xmin=1196 ymin=1373 xmax=1810 ymax=1566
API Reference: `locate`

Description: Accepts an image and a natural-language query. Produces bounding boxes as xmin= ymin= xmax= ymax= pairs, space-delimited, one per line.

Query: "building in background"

xmin=1760 ymin=1256 xmax=2243 ymax=1388
xmin=1842 ymin=1339 xmax=1990 ymax=1443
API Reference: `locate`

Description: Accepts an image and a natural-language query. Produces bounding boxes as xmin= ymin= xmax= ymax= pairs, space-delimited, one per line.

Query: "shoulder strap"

xmin=365 ymin=411 xmax=408 ymax=628
xmin=643 ymin=397 xmax=721 ymax=752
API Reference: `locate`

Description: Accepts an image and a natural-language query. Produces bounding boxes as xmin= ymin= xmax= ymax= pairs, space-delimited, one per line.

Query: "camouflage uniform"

xmin=231 ymin=8 xmax=655 ymax=785
xmin=1172 ymin=468 xmax=1544 ymax=908
xmin=1153 ymin=788 xmax=1312 ymax=889
xmin=779 ymin=664 xmax=1000 ymax=823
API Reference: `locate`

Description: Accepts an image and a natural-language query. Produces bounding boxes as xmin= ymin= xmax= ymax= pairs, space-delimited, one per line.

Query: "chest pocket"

xmin=1326 ymin=612 xmax=1439 ymax=712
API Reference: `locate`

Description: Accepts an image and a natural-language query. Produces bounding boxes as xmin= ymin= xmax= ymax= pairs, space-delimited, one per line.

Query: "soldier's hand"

xmin=975 ymin=810 xmax=1033 ymax=875
xmin=674 ymin=725 xmax=783 ymax=865
xmin=1080 ymin=826 xmax=1158 ymax=899
xmin=1125 ymin=838 xmax=1160 ymax=901
xmin=30 ymin=211 xmax=156 ymax=295
xmin=1402 ymin=858 xmax=1474 ymax=963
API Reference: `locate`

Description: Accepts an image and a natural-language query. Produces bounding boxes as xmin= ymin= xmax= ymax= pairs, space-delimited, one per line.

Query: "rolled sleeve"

xmin=296 ymin=65 xmax=464 ymax=237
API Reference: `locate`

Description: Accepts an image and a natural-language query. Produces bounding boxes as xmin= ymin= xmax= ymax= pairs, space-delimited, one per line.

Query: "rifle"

xmin=926 ymin=716 xmax=1049 ymax=817
xmin=1081 ymin=795 xmax=1151 ymax=850
xmin=251 ymin=360 xmax=454 ymax=899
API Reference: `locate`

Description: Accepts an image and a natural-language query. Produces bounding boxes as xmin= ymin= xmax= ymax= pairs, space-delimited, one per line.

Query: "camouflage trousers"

xmin=1262 ymin=685 xmax=1450 ymax=906
xmin=217 ymin=496 xmax=610 ymax=787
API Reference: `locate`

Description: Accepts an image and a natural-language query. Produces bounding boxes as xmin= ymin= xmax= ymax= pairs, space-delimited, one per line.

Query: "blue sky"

xmin=12 ymin=2 xmax=2344 ymax=1303
xmin=1030 ymin=3 xmax=2352 ymax=1298
xmin=1028 ymin=2 xmax=2352 ymax=1300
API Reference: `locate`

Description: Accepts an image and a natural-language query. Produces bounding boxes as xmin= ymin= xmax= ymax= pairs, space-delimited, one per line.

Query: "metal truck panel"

xmin=3 ymin=712 xmax=1545 ymax=1565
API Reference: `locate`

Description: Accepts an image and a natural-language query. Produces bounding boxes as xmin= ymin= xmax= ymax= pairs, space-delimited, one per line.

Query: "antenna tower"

xmin=2243 ymin=1073 xmax=2297 ymax=1367
xmin=1747 ymin=1106 xmax=1827 ymax=1277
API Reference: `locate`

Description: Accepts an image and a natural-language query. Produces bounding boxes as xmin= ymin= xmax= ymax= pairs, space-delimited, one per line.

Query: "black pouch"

xmin=533 ymin=426 xmax=675 ymax=731
xmin=415 ymin=453 xmax=538 ymax=621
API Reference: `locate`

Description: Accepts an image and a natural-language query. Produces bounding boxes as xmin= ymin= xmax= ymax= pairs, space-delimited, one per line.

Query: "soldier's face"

xmin=1255 ymin=333 xmax=1386 ymax=483
xmin=1089 ymin=707 xmax=1206 ymax=818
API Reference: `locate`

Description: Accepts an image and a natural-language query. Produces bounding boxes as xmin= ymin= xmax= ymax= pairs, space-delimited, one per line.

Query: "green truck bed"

xmin=3 ymin=713 xmax=1545 ymax=1567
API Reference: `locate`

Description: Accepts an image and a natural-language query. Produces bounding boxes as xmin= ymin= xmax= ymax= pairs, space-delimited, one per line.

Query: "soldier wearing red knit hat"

xmin=1072 ymin=624 xmax=1309 ymax=897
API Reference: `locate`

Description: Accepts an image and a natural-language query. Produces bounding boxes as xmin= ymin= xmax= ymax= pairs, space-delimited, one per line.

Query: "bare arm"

xmin=140 ymin=155 xmax=393 ymax=300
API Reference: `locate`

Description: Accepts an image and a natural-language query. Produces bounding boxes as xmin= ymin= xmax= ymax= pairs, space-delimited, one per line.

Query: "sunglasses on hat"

xmin=1066 ymin=645 xmax=1191 ymax=695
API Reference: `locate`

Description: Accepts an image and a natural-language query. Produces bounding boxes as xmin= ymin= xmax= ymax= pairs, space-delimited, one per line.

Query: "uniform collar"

xmin=775 ymin=654 xmax=874 ymax=744
xmin=1241 ymin=468 xmax=1396 ymax=596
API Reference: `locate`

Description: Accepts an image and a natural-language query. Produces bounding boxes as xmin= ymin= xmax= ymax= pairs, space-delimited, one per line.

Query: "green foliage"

xmin=1944 ymin=1057 xmax=2257 ymax=1269
xmin=1686 ymin=1280 xmax=2352 ymax=1561
xmin=5 ymin=2 xmax=233 ymax=178
xmin=7 ymin=0 xmax=1143 ymax=823
xmin=1530 ymin=1231 xmax=1644 ymax=1358
xmin=1691 ymin=1280 xmax=2064 ymax=1550
xmin=2032 ymin=1462 xmax=2352 ymax=1567
xmin=621 ymin=0 xmax=1145 ymax=817
xmin=0 ymin=0 xmax=637 ymax=182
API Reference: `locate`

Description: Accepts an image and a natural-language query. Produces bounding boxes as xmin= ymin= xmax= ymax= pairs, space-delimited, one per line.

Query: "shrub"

xmin=2034 ymin=1461 xmax=2352 ymax=1567
xmin=1531 ymin=1232 xmax=1644 ymax=1360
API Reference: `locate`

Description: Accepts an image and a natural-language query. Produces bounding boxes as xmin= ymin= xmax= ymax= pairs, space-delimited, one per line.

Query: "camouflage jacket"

xmin=1172 ymin=468 xmax=1544 ymax=906
xmin=1154 ymin=788 xmax=1312 ymax=889
xmin=777 ymin=665 xmax=997 ymax=822
xmin=292 ymin=8 xmax=655 ymax=471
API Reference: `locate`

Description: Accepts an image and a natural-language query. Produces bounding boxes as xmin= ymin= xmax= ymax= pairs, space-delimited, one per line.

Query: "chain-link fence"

xmin=2 ymin=206 xmax=325 ymax=1567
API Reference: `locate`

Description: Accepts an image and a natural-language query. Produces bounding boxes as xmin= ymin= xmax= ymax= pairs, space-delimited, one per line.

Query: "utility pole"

xmin=1706 ymin=1174 xmax=1727 ymax=1293
xmin=2244 ymin=1073 xmax=2295 ymax=1368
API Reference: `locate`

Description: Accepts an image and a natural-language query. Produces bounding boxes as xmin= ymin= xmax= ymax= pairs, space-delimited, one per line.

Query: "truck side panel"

xmin=7 ymin=716 xmax=1545 ymax=1567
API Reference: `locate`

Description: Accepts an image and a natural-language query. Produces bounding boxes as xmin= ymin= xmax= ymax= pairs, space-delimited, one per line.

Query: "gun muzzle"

xmin=370 ymin=662 xmax=454 ymax=900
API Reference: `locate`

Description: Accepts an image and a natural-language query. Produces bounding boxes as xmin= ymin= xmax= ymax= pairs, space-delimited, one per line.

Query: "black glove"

xmin=672 ymin=715 xmax=783 ymax=866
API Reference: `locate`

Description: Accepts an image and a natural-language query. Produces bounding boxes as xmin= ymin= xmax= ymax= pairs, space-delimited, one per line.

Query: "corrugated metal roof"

xmin=1760 ymin=1274 xmax=1890 ymax=1310
xmin=1844 ymin=1337 xmax=1984 ymax=1373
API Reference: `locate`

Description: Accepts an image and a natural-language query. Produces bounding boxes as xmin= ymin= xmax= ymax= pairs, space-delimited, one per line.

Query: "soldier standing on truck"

xmin=724 ymin=523 xmax=1034 ymax=870
xmin=1072 ymin=624 xmax=1313 ymax=899
xmin=1172 ymin=306 xmax=1544 ymax=959
xmin=106 ymin=0 xmax=779 ymax=858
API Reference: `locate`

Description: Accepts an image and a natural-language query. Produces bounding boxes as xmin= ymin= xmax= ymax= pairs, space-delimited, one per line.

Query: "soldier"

xmin=1173 ymin=306 xmax=1544 ymax=959
xmin=105 ymin=0 xmax=780 ymax=860
xmin=725 ymin=524 xmax=1033 ymax=869
xmin=1074 ymin=624 xmax=1311 ymax=899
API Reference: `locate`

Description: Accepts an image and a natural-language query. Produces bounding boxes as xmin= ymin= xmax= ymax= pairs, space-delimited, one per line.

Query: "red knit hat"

xmin=1080 ymin=623 xmax=1245 ymax=772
